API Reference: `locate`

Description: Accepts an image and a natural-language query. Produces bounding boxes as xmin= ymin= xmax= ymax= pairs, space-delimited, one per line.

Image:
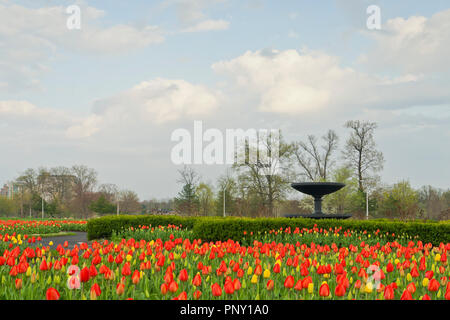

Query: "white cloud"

xmin=181 ymin=19 xmax=229 ymax=32
xmin=0 ymin=100 xmax=72 ymax=124
xmin=361 ymin=9 xmax=450 ymax=73
xmin=66 ymin=78 xmax=219 ymax=138
xmin=212 ymin=48 xmax=450 ymax=115
xmin=212 ymin=49 xmax=365 ymax=114
xmin=0 ymin=4 xmax=164 ymax=92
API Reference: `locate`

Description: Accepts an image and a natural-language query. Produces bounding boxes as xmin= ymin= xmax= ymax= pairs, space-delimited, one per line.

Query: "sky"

xmin=0 ymin=0 xmax=449 ymax=200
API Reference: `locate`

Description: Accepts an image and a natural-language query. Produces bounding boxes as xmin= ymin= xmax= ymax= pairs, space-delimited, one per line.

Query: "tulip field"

xmin=0 ymin=219 xmax=449 ymax=300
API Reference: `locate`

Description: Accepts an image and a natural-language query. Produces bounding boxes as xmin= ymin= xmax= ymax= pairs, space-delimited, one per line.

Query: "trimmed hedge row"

xmin=87 ymin=215 xmax=450 ymax=245
xmin=192 ymin=217 xmax=450 ymax=245
xmin=86 ymin=215 xmax=202 ymax=240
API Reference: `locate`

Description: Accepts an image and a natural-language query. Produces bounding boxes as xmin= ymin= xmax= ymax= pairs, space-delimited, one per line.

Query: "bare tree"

xmin=293 ymin=130 xmax=339 ymax=181
xmin=342 ymin=120 xmax=384 ymax=192
xmin=119 ymin=190 xmax=141 ymax=214
xmin=98 ymin=183 xmax=119 ymax=203
xmin=71 ymin=165 xmax=98 ymax=217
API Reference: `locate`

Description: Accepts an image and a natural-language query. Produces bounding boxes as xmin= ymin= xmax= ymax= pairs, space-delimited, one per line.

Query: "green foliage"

xmin=378 ymin=180 xmax=419 ymax=219
xmin=175 ymin=183 xmax=199 ymax=215
xmin=0 ymin=197 xmax=18 ymax=216
xmin=31 ymin=194 xmax=59 ymax=217
xmin=87 ymin=214 xmax=450 ymax=245
xmin=86 ymin=214 xmax=202 ymax=240
xmin=192 ymin=217 xmax=450 ymax=245
xmin=89 ymin=195 xmax=116 ymax=214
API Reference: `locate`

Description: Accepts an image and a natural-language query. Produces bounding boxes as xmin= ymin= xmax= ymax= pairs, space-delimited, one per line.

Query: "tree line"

xmin=1 ymin=120 xmax=448 ymax=220
xmin=0 ymin=165 xmax=141 ymax=218
xmin=173 ymin=120 xmax=450 ymax=220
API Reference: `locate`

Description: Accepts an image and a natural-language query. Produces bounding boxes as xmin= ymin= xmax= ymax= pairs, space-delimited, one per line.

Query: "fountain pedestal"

xmin=285 ymin=182 xmax=352 ymax=219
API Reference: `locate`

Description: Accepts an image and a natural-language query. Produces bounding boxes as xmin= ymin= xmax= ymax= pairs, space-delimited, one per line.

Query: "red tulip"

xmin=132 ymin=270 xmax=140 ymax=284
xmin=15 ymin=278 xmax=22 ymax=290
xmin=233 ymin=278 xmax=241 ymax=291
xmin=121 ymin=263 xmax=131 ymax=276
xmin=192 ymin=273 xmax=202 ymax=287
xmin=80 ymin=266 xmax=90 ymax=282
xmin=39 ymin=259 xmax=48 ymax=271
xmin=400 ymin=289 xmax=413 ymax=300
xmin=211 ymin=283 xmax=222 ymax=297
xmin=384 ymin=285 xmax=394 ymax=300
xmin=266 ymin=280 xmax=274 ymax=291
xmin=46 ymin=288 xmax=60 ymax=300
xmin=273 ymin=263 xmax=281 ymax=273
xmin=160 ymin=283 xmax=168 ymax=295
xmin=294 ymin=280 xmax=303 ymax=291
xmin=224 ymin=281 xmax=234 ymax=295
xmin=89 ymin=265 xmax=98 ymax=277
xmin=407 ymin=282 xmax=416 ymax=294
xmin=334 ymin=284 xmax=346 ymax=297
xmin=284 ymin=276 xmax=294 ymax=289
xmin=193 ymin=290 xmax=202 ymax=300
xmin=116 ymin=283 xmax=125 ymax=296
xmin=174 ymin=291 xmax=186 ymax=300
xmin=179 ymin=269 xmax=188 ymax=282
xmin=319 ymin=283 xmax=330 ymax=297
xmin=90 ymin=283 xmax=101 ymax=300
xmin=169 ymin=280 xmax=178 ymax=293
xmin=386 ymin=261 xmax=394 ymax=273
xmin=428 ymin=279 xmax=440 ymax=292
xmin=422 ymin=294 xmax=431 ymax=300
xmin=445 ymin=290 xmax=450 ymax=300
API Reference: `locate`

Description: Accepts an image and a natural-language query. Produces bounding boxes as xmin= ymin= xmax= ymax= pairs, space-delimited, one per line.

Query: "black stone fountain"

xmin=285 ymin=182 xmax=352 ymax=219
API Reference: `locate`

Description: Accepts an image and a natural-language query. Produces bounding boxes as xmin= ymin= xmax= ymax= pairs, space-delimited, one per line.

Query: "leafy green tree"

xmin=378 ymin=181 xmax=419 ymax=220
xmin=31 ymin=194 xmax=59 ymax=217
xmin=233 ymin=133 xmax=294 ymax=217
xmin=0 ymin=197 xmax=18 ymax=216
xmin=323 ymin=166 xmax=357 ymax=214
xmin=89 ymin=195 xmax=116 ymax=215
xmin=196 ymin=183 xmax=215 ymax=216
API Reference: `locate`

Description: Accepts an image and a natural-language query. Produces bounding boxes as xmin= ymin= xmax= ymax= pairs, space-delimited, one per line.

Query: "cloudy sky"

xmin=1 ymin=0 xmax=449 ymax=200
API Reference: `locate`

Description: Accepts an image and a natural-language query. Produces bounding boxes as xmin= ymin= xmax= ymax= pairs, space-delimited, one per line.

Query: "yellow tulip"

xmin=26 ymin=267 xmax=32 ymax=277
xmin=406 ymin=273 xmax=412 ymax=282
xmin=422 ymin=278 xmax=429 ymax=287
xmin=247 ymin=267 xmax=253 ymax=275
xmin=49 ymin=241 xmax=53 ymax=246
xmin=126 ymin=254 xmax=132 ymax=262
xmin=251 ymin=274 xmax=258 ymax=284
xmin=435 ymin=254 xmax=441 ymax=262
xmin=365 ymin=282 xmax=373 ymax=293
xmin=263 ymin=269 xmax=270 ymax=278
xmin=307 ymin=283 xmax=314 ymax=294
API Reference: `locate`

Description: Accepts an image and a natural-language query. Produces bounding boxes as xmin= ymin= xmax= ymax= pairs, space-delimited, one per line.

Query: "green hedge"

xmin=87 ymin=215 xmax=450 ymax=245
xmin=86 ymin=215 xmax=203 ymax=240
xmin=192 ymin=217 xmax=450 ymax=245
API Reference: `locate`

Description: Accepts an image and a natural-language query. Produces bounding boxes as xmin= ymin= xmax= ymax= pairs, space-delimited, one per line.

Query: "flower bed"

xmin=1 ymin=221 xmax=449 ymax=300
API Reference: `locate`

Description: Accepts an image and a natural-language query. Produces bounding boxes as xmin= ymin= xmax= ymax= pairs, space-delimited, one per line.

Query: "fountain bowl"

xmin=287 ymin=182 xmax=352 ymax=219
